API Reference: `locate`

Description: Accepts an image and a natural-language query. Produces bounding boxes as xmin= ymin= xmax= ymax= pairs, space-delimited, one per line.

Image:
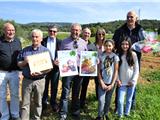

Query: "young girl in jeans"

xmin=95 ymin=40 xmax=119 ymax=120
xmin=117 ymin=37 xmax=139 ymax=118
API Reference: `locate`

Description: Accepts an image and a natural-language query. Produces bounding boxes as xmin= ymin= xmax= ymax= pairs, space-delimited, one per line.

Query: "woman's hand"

xmin=128 ymin=81 xmax=133 ymax=86
xmin=100 ymin=81 xmax=107 ymax=90
xmin=117 ymin=80 xmax=122 ymax=87
xmin=105 ymin=84 xmax=113 ymax=91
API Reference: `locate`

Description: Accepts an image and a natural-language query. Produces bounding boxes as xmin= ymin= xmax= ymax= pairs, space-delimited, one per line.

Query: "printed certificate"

xmin=27 ymin=51 xmax=53 ymax=73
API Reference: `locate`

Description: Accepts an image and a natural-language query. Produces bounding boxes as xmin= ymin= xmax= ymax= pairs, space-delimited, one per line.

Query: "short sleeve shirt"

xmin=17 ymin=45 xmax=50 ymax=78
xmin=100 ymin=52 xmax=119 ymax=84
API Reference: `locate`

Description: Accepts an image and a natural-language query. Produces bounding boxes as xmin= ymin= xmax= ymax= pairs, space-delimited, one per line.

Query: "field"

xmin=40 ymin=52 xmax=160 ymax=120
xmin=9 ymin=33 xmax=160 ymax=120
xmin=41 ymin=33 xmax=160 ymax=120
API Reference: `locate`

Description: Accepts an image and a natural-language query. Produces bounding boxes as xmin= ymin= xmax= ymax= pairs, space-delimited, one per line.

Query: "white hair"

xmin=70 ymin=23 xmax=82 ymax=31
xmin=31 ymin=29 xmax=43 ymax=38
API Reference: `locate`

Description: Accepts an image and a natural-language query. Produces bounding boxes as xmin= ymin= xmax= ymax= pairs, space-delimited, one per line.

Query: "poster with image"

xmin=80 ymin=51 xmax=98 ymax=76
xmin=58 ymin=50 xmax=78 ymax=77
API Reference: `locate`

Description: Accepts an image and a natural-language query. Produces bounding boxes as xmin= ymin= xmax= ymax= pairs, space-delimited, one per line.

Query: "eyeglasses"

xmin=127 ymin=16 xmax=134 ymax=19
xmin=98 ymin=33 xmax=105 ymax=36
xmin=49 ymin=30 xmax=57 ymax=33
xmin=73 ymin=40 xmax=78 ymax=49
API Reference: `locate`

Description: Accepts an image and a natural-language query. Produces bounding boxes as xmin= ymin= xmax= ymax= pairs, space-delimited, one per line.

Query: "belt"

xmin=26 ymin=76 xmax=44 ymax=80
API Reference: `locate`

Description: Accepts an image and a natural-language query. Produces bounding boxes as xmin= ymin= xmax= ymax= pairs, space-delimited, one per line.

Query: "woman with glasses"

xmin=93 ymin=28 xmax=106 ymax=100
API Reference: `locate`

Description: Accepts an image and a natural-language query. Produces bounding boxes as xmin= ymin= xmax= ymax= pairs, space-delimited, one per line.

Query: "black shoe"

xmin=52 ymin=104 xmax=60 ymax=113
xmin=42 ymin=102 xmax=48 ymax=111
xmin=105 ymin=115 xmax=110 ymax=120
xmin=72 ymin=110 xmax=80 ymax=117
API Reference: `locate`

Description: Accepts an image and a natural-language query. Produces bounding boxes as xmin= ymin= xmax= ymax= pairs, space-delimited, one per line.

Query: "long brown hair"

xmin=95 ymin=28 xmax=106 ymax=44
xmin=119 ymin=36 xmax=134 ymax=67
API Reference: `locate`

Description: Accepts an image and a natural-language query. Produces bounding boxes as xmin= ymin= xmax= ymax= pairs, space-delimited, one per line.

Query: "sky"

xmin=0 ymin=0 xmax=160 ymax=24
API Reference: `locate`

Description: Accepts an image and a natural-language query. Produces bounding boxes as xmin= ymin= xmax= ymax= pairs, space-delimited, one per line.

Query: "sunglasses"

xmin=127 ymin=16 xmax=134 ymax=19
xmin=49 ymin=30 xmax=57 ymax=33
xmin=73 ymin=40 xmax=78 ymax=49
xmin=98 ymin=33 xmax=105 ymax=36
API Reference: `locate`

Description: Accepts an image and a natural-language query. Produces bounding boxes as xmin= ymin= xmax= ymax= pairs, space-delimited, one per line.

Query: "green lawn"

xmin=41 ymin=82 xmax=160 ymax=120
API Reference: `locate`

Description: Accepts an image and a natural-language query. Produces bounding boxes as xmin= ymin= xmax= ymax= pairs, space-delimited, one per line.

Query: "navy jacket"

xmin=0 ymin=36 xmax=22 ymax=71
xmin=113 ymin=23 xmax=145 ymax=53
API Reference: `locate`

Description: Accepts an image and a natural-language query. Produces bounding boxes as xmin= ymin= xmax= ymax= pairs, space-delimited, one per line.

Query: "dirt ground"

xmin=140 ymin=52 xmax=160 ymax=84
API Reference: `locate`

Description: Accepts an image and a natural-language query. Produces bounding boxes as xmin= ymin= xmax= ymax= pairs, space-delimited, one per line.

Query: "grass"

xmin=19 ymin=33 xmax=160 ymax=120
xmin=142 ymin=70 xmax=160 ymax=82
xmin=41 ymin=82 xmax=160 ymax=120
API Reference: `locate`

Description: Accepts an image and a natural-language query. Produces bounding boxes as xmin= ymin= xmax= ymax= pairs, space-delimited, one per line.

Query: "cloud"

xmin=0 ymin=1 xmax=160 ymax=24
xmin=0 ymin=0 xmax=160 ymax=2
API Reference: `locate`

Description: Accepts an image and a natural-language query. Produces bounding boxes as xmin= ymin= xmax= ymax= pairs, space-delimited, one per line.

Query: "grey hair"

xmin=3 ymin=22 xmax=15 ymax=31
xmin=70 ymin=23 xmax=82 ymax=31
xmin=31 ymin=29 xmax=43 ymax=38
xmin=48 ymin=24 xmax=58 ymax=30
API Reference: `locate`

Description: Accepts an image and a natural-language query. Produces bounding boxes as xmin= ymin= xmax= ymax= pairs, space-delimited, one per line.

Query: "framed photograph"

xmin=27 ymin=51 xmax=53 ymax=74
xmin=58 ymin=50 xmax=78 ymax=77
xmin=80 ymin=51 xmax=98 ymax=76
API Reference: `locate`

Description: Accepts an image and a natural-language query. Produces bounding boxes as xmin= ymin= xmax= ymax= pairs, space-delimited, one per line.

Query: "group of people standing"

xmin=0 ymin=10 xmax=145 ymax=120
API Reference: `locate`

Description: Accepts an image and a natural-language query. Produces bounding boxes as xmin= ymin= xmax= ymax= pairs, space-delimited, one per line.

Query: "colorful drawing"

xmin=58 ymin=50 xmax=78 ymax=77
xmin=80 ymin=51 xmax=98 ymax=76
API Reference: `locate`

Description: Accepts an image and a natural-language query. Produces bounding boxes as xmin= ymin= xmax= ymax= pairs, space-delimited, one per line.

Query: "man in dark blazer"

xmin=41 ymin=25 xmax=61 ymax=113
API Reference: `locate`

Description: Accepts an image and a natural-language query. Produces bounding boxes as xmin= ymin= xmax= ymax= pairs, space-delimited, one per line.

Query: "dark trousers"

xmin=42 ymin=68 xmax=60 ymax=108
xmin=80 ymin=76 xmax=99 ymax=107
xmin=59 ymin=75 xmax=83 ymax=116
xmin=132 ymin=50 xmax=141 ymax=108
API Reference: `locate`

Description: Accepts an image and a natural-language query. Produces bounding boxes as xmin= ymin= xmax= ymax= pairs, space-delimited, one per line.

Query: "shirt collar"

xmin=31 ymin=45 xmax=41 ymax=51
xmin=48 ymin=37 xmax=55 ymax=41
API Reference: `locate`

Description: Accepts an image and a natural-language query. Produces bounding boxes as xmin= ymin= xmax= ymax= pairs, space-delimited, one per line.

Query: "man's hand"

xmin=31 ymin=71 xmax=42 ymax=77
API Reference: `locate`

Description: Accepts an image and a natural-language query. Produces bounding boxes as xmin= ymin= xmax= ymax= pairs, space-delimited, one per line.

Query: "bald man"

xmin=113 ymin=10 xmax=145 ymax=112
xmin=0 ymin=22 xmax=22 ymax=120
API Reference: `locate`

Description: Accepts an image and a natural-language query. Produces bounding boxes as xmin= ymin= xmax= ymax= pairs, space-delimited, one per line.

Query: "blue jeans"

xmin=97 ymin=85 xmax=115 ymax=117
xmin=118 ymin=85 xmax=135 ymax=116
xmin=59 ymin=75 xmax=82 ymax=117
xmin=0 ymin=70 xmax=20 ymax=120
xmin=42 ymin=68 xmax=59 ymax=107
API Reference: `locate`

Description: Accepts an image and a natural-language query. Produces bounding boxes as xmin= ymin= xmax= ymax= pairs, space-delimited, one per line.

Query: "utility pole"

xmin=138 ymin=9 xmax=141 ymax=24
